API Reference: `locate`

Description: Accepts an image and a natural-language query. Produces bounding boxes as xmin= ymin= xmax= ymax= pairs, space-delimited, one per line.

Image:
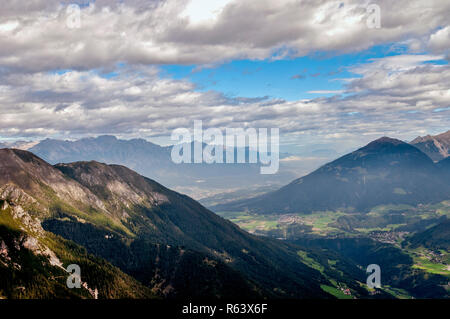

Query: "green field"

xmin=320 ymin=285 xmax=353 ymax=299
xmin=217 ymin=201 xmax=450 ymax=238
xmin=297 ymin=250 xmax=324 ymax=272
xmin=217 ymin=211 xmax=280 ymax=232
xmin=216 ymin=210 xmax=346 ymax=235
xmin=408 ymin=248 xmax=450 ymax=276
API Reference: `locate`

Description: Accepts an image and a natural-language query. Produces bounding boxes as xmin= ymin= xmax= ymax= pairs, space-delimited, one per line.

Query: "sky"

xmin=0 ymin=0 xmax=449 ymax=155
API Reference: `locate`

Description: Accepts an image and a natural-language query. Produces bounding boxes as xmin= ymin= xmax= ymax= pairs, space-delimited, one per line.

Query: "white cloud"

xmin=346 ymin=56 xmax=450 ymax=108
xmin=429 ymin=26 xmax=450 ymax=54
xmin=350 ymin=54 xmax=445 ymax=74
xmin=0 ymin=55 xmax=448 ymax=152
xmin=0 ymin=21 xmax=20 ymax=32
xmin=0 ymin=0 xmax=449 ymax=71
xmin=181 ymin=0 xmax=232 ymax=24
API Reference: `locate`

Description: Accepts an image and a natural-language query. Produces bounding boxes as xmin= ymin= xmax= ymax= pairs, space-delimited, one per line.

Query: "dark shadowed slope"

xmin=406 ymin=218 xmax=450 ymax=250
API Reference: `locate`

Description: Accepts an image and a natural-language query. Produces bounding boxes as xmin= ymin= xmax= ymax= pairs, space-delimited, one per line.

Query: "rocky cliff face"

xmin=411 ymin=130 xmax=450 ymax=162
xmin=0 ymin=185 xmax=153 ymax=299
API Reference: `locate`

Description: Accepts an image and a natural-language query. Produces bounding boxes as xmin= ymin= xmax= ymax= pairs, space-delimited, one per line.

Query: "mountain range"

xmin=1 ymin=133 xmax=449 ymax=299
xmin=2 ymin=148 xmax=374 ymax=299
xmin=26 ymin=136 xmax=295 ymax=199
xmin=410 ymin=130 xmax=450 ymax=162
xmin=213 ymin=137 xmax=450 ymax=214
xmin=3 ymin=131 xmax=444 ymax=203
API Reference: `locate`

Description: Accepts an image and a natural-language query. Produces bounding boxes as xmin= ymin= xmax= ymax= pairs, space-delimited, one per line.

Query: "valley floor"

xmin=216 ymin=201 xmax=450 ymax=299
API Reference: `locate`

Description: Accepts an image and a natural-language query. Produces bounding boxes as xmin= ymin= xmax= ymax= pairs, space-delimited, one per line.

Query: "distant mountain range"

xmin=1 ymin=131 xmax=442 ymax=202
xmin=27 ymin=136 xmax=295 ymax=199
xmin=213 ymin=137 xmax=450 ymax=214
xmin=411 ymin=130 xmax=450 ymax=162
